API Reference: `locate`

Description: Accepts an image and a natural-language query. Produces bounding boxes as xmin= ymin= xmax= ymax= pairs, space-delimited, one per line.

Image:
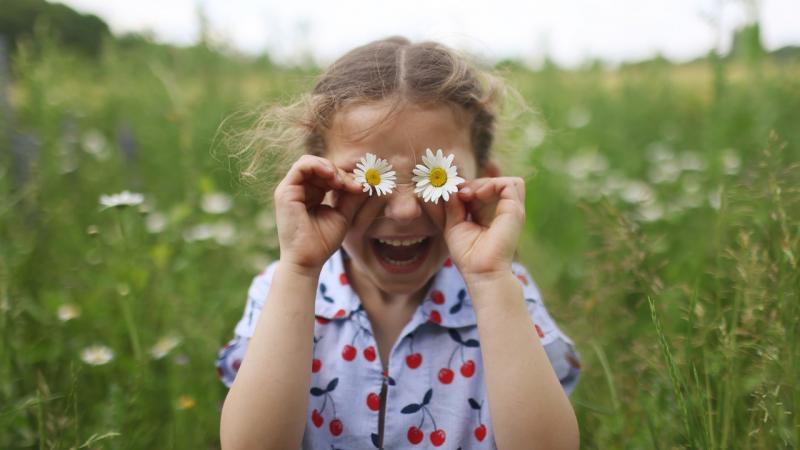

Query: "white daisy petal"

xmin=412 ymin=149 xmax=464 ymax=203
xmin=352 ymin=153 xmax=396 ymax=197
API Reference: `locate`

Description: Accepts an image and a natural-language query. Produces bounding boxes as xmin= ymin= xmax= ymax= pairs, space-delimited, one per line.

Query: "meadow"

xmin=1 ymin=36 xmax=798 ymax=449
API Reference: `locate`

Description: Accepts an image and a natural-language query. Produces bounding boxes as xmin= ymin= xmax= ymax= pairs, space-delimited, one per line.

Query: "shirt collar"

xmin=314 ymin=250 xmax=478 ymax=328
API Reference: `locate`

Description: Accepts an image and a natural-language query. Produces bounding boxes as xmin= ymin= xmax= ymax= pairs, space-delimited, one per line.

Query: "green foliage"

xmin=0 ymin=37 xmax=798 ymax=449
xmin=0 ymin=0 xmax=110 ymax=56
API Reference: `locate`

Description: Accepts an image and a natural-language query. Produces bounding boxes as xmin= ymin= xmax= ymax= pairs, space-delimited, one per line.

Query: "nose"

xmin=383 ymin=184 xmax=422 ymax=223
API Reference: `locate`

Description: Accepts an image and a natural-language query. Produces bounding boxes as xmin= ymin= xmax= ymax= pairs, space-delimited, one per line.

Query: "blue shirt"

xmin=216 ymin=249 xmax=580 ymax=449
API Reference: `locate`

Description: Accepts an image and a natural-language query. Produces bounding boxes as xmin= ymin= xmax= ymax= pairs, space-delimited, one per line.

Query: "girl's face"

xmin=324 ymin=100 xmax=485 ymax=296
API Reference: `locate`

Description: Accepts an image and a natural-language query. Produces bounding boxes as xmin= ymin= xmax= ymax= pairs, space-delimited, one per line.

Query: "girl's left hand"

xmin=443 ymin=177 xmax=526 ymax=282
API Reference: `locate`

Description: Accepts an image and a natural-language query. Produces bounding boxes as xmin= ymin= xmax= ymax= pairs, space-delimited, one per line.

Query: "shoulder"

xmin=232 ymin=260 xmax=280 ymax=338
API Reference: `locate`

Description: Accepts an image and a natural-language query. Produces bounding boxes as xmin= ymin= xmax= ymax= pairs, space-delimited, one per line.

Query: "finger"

xmin=335 ymin=190 xmax=369 ymax=224
xmin=281 ymin=155 xmax=343 ymax=192
xmin=457 ymin=178 xmax=492 ymax=200
xmin=444 ymin=188 xmax=467 ymax=229
xmin=334 ymin=166 xmax=364 ymax=194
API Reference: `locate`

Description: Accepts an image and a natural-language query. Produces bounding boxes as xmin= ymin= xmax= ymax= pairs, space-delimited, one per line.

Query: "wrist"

xmin=278 ymin=259 xmax=323 ymax=281
xmin=462 ymin=267 xmax=514 ymax=290
xmin=464 ymin=270 xmax=523 ymax=313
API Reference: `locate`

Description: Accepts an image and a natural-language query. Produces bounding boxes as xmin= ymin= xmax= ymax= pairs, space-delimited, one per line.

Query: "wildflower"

xmin=353 ymin=153 xmax=396 ymax=196
xmin=145 ymin=212 xmax=167 ymax=233
xmin=412 ymin=148 xmax=465 ymax=204
xmin=57 ymin=304 xmax=81 ymax=322
xmin=177 ymin=395 xmax=196 ymax=410
xmin=150 ymin=335 xmax=182 ymax=360
xmin=566 ymin=106 xmax=591 ymax=128
xmin=212 ymin=221 xmax=237 ymax=246
xmin=183 ymin=224 xmax=215 ymax=242
xmin=99 ymin=191 xmax=144 ymax=210
xmin=81 ymin=344 xmax=114 ymax=366
xmin=620 ymin=181 xmax=654 ymax=204
xmin=721 ymin=149 xmax=741 ymax=175
xmin=201 ymin=192 xmax=232 ymax=214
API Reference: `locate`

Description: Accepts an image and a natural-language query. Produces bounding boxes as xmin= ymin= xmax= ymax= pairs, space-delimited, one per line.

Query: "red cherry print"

xmin=430 ymin=429 xmax=446 ymax=446
xmin=460 ymin=360 xmax=475 ymax=378
xmin=535 ymin=324 xmax=544 ymax=338
xmin=429 ymin=311 xmax=442 ymax=324
xmin=316 ymin=316 xmax=331 ymax=325
xmin=406 ymin=353 xmax=423 ymax=369
xmin=232 ymin=359 xmax=241 ymax=372
xmin=431 ymin=290 xmax=445 ymax=304
xmin=311 ymin=409 xmax=324 ymax=428
xmin=438 ymin=368 xmax=454 ymax=384
xmin=407 ymin=426 xmax=424 ymax=444
xmin=329 ymin=418 xmax=343 ymax=436
xmin=334 ymin=309 xmax=347 ymax=318
xmin=516 ymin=273 xmax=529 ymax=285
xmin=339 ymin=272 xmax=349 ymax=285
xmin=342 ymin=345 xmax=357 ymax=361
xmin=367 ymin=392 xmax=380 ymax=411
xmin=311 ymin=358 xmax=321 ymax=373
xmin=363 ymin=346 xmax=377 ymax=362
xmin=443 ymin=258 xmax=453 ymax=267
xmin=474 ymin=424 xmax=487 ymax=441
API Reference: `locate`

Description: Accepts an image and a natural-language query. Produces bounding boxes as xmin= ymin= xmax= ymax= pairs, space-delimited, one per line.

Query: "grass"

xmin=0 ymin=36 xmax=798 ymax=449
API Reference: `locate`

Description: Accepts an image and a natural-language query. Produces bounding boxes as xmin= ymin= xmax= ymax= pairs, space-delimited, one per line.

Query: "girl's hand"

xmin=274 ymin=155 xmax=366 ymax=273
xmin=443 ymin=177 xmax=526 ymax=282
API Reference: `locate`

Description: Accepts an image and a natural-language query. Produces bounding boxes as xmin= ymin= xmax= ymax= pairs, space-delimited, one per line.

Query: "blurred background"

xmin=1 ymin=0 xmax=798 ymax=448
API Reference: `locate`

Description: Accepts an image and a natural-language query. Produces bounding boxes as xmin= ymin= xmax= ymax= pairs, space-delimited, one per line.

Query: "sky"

xmin=58 ymin=0 xmax=800 ymax=67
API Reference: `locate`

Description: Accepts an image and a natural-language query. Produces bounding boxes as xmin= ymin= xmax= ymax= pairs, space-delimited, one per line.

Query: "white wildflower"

xmin=57 ymin=304 xmax=81 ymax=322
xmin=150 ymin=335 xmax=182 ymax=360
xmin=353 ymin=153 xmax=396 ymax=196
xmin=721 ymin=149 xmax=741 ymax=175
xmin=566 ymin=106 xmax=591 ymax=128
xmin=81 ymin=344 xmax=114 ymax=366
xmin=99 ymin=191 xmax=144 ymax=210
xmin=145 ymin=212 xmax=167 ymax=233
xmin=201 ymin=192 xmax=232 ymax=214
xmin=412 ymin=148 xmax=465 ymax=204
xmin=620 ymin=181 xmax=654 ymax=204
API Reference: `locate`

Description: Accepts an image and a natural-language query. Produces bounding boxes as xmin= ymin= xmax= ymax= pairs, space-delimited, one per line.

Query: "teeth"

xmin=377 ymin=237 xmax=426 ymax=247
xmin=382 ymin=254 xmax=421 ymax=266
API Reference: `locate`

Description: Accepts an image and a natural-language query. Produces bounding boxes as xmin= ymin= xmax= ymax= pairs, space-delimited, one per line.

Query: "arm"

xmin=219 ymin=155 xmax=366 ymax=450
xmin=467 ymin=272 xmax=579 ymax=450
xmin=220 ymin=262 xmax=320 ymax=450
xmin=443 ymin=176 xmax=579 ymax=449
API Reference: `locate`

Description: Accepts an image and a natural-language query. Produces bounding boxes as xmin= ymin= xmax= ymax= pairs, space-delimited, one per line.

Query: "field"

xmin=1 ymin=37 xmax=798 ymax=449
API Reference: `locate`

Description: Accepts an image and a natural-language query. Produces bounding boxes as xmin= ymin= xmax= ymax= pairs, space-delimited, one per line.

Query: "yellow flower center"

xmin=429 ymin=167 xmax=447 ymax=187
xmin=365 ymin=169 xmax=382 ymax=186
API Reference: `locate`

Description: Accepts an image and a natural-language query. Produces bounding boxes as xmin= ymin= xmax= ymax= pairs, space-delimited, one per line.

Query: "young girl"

xmin=216 ymin=37 xmax=581 ymax=449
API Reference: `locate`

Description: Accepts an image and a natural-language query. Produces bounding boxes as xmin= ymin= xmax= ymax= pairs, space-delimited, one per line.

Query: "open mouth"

xmin=371 ymin=237 xmax=432 ymax=273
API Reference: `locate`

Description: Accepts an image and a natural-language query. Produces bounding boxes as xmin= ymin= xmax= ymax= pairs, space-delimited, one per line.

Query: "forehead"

xmin=323 ymin=101 xmax=476 ymax=175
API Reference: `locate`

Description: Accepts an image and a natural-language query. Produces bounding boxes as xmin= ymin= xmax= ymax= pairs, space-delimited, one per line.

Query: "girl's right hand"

xmin=274 ymin=155 xmax=366 ymax=273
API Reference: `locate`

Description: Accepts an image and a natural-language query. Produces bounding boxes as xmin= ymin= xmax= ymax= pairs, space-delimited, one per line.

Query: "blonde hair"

xmin=229 ymin=36 xmax=525 ymax=197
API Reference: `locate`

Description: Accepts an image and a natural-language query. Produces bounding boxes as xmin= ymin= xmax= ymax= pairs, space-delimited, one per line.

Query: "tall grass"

xmin=1 ymin=35 xmax=797 ymax=448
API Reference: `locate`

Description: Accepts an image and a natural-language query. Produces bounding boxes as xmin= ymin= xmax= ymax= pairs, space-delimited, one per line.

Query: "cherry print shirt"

xmin=216 ymin=249 xmax=581 ymax=449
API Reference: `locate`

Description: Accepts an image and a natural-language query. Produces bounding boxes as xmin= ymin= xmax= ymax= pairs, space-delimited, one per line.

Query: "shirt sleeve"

xmin=511 ymin=262 xmax=582 ymax=395
xmin=215 ymin=261 xmax=280 ymax=388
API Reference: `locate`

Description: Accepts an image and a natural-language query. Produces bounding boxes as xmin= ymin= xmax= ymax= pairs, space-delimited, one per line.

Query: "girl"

xmin=216 ymin=37 xmax=581 ymax=449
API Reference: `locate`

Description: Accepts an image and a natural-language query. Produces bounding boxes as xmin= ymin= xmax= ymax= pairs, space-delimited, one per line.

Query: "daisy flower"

xmin=57 ymin=304 xmax=81 ymax=322
xmin=99 ymin=191 xmax=144 ymax=210
xmin=412 ymin=148 xmax=465 ymax=204
xmin=80 ymin=344 xmax=114 ymax=366
xmin=353 ymin=153 xmax=396 ymax=196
